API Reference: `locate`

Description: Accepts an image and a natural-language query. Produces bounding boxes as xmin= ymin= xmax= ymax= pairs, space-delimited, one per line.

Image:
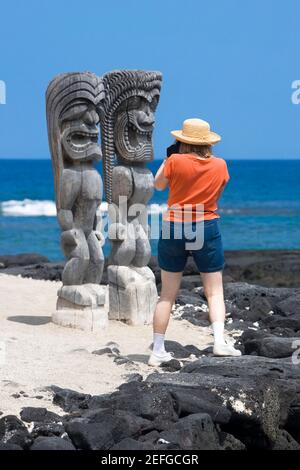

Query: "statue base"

xmin=108 ymin=265 xmax=157 ymax=325
xmin=53 ymin=284 xmax=108 ymax=332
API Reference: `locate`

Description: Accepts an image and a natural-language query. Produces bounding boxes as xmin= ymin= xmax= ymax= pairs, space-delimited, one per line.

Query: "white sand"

xmin=0 ymin=274 xmax=215 ymax=417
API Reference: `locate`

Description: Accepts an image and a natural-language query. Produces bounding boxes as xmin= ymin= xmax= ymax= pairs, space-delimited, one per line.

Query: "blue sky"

xmin=0 ymin=0 xmax=299 ymax=159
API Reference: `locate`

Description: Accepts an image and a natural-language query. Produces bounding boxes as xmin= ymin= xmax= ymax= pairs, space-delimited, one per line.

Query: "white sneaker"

xmin=148 ymin=351 xmax=174 ymax=367
xmin=213 ymin=342 xmax=242 ymax=357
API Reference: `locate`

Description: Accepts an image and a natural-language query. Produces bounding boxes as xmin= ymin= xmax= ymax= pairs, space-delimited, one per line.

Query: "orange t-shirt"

xmin=163 ymin=153 xmax=230 ymax=222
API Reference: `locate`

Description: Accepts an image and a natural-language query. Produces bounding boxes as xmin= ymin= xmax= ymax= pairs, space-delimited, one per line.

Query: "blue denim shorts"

xmin=158 ymin=219 xmax=225 ymax=273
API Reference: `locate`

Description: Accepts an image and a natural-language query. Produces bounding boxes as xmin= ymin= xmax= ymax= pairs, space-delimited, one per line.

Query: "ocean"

xmin=0 ymin=159 xmax=300 ymax=261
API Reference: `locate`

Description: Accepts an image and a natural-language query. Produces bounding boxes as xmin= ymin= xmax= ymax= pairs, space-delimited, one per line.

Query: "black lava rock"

xmin=243 ymin=335 xmax=299 ymax=359
xmin=102 ymin=381 xmax=177 ymax=422
xmin=223 ymin=250 xmax=300 ymax=288
xmin=262 ymin=315 xmax=300 ymax=332
xmin=66 ymin=411 xmax=144 ymax=450
xmin=181 ymin=355 xmax=300 ymax=381
xmin=180 ymin=306 xmax=210 ymax=327
xmin=0 ymin=253 xmax=49 ymax=268
xmin=180 ymin=276 xmax=202 ymax=290
xmin=175 ymin=289 xmax=205 ymax=306
xmin=223 ymin=283 xmax=296 ymax=322
xmin=147 ymin=360 xmax=299 ymax=449
xmin=163 ymin=341 xmax=193 ymax=359
xmin=30 ymin=436 xmax=76 ymax=450
xmin=124 ymin=373 xmax=143 ymax=383
xmin=139 ymin=430 xmax=160 ymax=443
xmin=158 ymin=413 xmax=221 ymax=450
xmin=160 ymin=359 xmax=182 ymax=372
xmin=169 ymin=388 xmax=231 ymax=424
xmin=0 ymin=415 xmax=31 ymax=449
xmin=275 ymin=294 xmax=300 ymax=318
xmin=51 ymin=386 xmax=91 ymax=412
xmin=20 ymin=407 xmax=61 ymax=424
xmin=218 ymin=432 xmax=246 ymax=450
xmin=0 ymin=443 xmax=23 ymax=450
xmin=30 ymin=422 xmax=66 ymax=439
xmin=184 ymin=344 xmax=206 ymax=356
xmin=271 ymin=430 xmax=300 ymax=450
xmin=111 ymin=438 xmax=155 ymax=450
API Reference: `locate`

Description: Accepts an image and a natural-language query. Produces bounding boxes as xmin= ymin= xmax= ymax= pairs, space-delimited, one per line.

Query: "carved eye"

xmin=150 ymin=96 xmax=159 ymax=111
xmin=128 ymin=96 xmax=142 ymax=109
xmin=60 ymin=104 xmax=88 ymax=123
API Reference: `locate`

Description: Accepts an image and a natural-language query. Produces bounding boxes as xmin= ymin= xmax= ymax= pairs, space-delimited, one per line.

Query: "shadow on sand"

xmin=7 ymin=316 xmax=52 ymax=326
xmin=126 ymin=354 xmax=149 ymax=365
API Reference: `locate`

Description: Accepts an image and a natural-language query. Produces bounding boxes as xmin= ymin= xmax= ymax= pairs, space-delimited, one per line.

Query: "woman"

xmin=148 ymin=118 xmax=241 ymax=367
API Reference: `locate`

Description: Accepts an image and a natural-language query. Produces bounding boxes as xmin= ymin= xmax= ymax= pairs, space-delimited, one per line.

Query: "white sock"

xmin=212 ymin=321 xmax=226 ymax=345
xmin=153 ymin=333 xmax=166 ymax=355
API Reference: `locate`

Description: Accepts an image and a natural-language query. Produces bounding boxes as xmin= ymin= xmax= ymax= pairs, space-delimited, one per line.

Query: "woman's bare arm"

xmin=154 ymin=160 xmax=169 ymax=191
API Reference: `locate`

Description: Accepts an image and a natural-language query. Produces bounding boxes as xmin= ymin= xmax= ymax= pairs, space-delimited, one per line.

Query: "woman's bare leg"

xmin=200 ymin=271 xmax=225 ymax=324
xmin=153 ymin=270 xmax=183 ymax=333
xmin=201 ymin=271 xmax=241 ymax=356
xmin=149 ymin=270 xmax=182 ymax=366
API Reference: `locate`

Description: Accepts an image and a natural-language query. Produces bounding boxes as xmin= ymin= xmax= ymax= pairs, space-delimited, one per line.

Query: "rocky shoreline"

xmin=1 ymin=249 xmax=300 ymax=287
xmin=0 ymin=250 xmax=300 ymax=450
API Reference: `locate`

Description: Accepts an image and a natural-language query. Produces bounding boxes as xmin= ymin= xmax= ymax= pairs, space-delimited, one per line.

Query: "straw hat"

xmin=171 ymin=118 xmax=221 ymax=145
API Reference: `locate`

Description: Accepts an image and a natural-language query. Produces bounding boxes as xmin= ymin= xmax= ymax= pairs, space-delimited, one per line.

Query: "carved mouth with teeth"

xmin=128 ymin=121 xmax=152 ymax=135
xmin=62 ymin=126 xmax=102 ymax=162
xmin=114 ymin=110 xmax=155 ymax=161
xmin=127 ymin=121 xmax=152 ymax=146
xmin=66 ymin=130 xmax=99 ymax=152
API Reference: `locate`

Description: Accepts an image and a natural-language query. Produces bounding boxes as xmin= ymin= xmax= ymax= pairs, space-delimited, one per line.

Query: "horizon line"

xmin=1 ymin=157 xmax=300 ymax=161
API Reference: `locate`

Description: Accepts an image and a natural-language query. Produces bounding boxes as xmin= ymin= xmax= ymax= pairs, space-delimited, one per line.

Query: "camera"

xmin=166 ymin=140 xmax=181 ymax=158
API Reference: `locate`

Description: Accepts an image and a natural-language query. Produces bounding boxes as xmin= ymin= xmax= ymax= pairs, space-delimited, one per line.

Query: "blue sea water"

xmin=0 ymin=159 xmax=300 ymax=261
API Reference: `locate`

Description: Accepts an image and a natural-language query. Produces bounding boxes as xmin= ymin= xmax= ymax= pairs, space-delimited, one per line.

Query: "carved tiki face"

xmin=60 ymin=101 xmax=102 ymax=162
xmin=114 ymin=93 xmax=160 ymax=162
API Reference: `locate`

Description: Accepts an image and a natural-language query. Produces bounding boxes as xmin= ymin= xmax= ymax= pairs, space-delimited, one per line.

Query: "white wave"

xmin=1 ymin=199 xmax=294 ymax=219
xmin=1 ymin=199 xmax=57 ymax=216
xmin=0 ymin=199 xmax=168 ymax=217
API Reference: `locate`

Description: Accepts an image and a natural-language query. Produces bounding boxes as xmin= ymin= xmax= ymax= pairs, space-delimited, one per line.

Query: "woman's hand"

xmin=154 ymin=159 xmax=169 ymax=191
